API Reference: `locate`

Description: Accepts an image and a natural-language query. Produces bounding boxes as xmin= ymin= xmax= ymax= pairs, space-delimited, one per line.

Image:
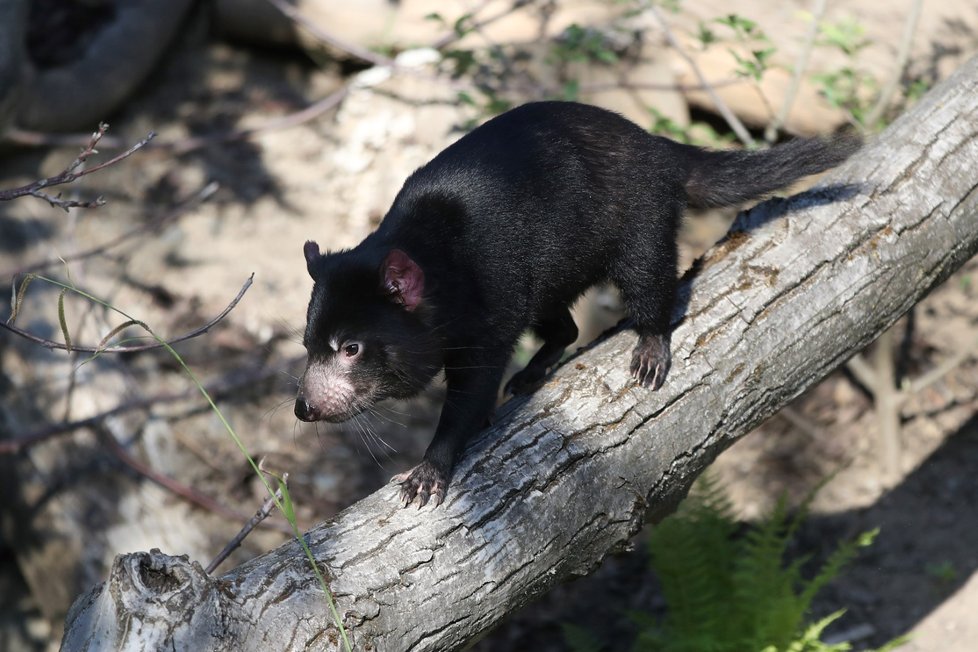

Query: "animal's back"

xmin=376 ymin=102 xmax=686 ymax=314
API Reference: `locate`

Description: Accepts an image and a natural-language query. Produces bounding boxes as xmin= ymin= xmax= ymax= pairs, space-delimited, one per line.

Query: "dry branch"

xmin=0 ymin=124 xmax=155 ymax=210
xmin=60 ymin=55 xmax=978 ymax=652
xmin=1 ymin=274 xmax=254 ymax=354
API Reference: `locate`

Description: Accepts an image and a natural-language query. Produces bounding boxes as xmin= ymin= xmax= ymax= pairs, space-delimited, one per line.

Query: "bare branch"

xmin=0 ymin=124 xmax=156 ymax=210
xmin=904 ymin=343 xmax=977 ymax=394
xmin=1 ymin=274 xmax=254 ymax=353
xmin=206 ymin=471 xmax=289 ymax=574
xmin=765 ymin=0 xmax=827 ymax=142
xmin=647 ymin=4 xmax=756 ymax=147
xmin=846 ymin=351 xmax=878 ymax=390
xmin=864 ymin=0 xmax=923 ymax=127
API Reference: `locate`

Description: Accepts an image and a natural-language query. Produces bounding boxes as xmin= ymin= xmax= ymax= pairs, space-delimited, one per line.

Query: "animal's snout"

xmin=294 ymin=397 xmax=315 ymax=421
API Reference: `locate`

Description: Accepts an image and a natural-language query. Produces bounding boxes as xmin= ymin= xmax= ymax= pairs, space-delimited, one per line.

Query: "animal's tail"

xmin=683 ymin=132 xmax=862 ymax=209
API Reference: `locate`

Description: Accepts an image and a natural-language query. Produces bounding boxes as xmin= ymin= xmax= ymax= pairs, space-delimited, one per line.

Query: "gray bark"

xmin=60 ymin=55 xmax=978 ymax=652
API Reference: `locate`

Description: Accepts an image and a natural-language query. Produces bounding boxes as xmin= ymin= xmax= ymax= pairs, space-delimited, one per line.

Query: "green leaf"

xmin=95 ymin=319 xmax=147 ymax=352
xmin=8 ymin=273 xmax=35 ymax=325
xmin=646 ymin=475 xmax=884 ymax=652
xmin=715 ymin=14 xmax=759 ymax=38
xmin=453 ymin=12 xmax=473 ymax=38
xmin=697 ymin=22 xmax=717 ymax=47
xmin=278 ymin=477 xmax=296 ymax=523
xmin=58 ymin=287 xmax=72 ymax=352
xmin=817 ymin=18 xmax=869 ymax=56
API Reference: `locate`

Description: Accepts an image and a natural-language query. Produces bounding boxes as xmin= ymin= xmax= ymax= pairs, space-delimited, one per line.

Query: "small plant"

xmin=550 ymin=23 xmax=620 ymax=66
xmin=713 ymin=14 xmax=776 ymax=83
xmin=810 ymin=18 xmax=878 ymax=127
xmin=564 ymin=477 xmax=906 ymax=652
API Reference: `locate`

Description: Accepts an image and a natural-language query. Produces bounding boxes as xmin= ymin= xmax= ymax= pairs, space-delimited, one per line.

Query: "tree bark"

xmin=61 ymin=55 xmax=978 ymax=652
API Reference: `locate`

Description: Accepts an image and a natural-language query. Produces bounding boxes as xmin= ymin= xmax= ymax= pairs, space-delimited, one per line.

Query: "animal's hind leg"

xmin=505 ymin=307 xmax=578 ymax=394
xmin=610 ymin=232 xmax=678 ymax=390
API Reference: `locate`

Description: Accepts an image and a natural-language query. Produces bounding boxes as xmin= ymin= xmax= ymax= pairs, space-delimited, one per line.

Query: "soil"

xmin=2 ymin=6 xmax=978 ymax=651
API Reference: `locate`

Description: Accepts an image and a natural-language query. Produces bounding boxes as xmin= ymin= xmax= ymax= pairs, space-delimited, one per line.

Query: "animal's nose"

xmin=294 ymin=398 xmax=314 ymax=421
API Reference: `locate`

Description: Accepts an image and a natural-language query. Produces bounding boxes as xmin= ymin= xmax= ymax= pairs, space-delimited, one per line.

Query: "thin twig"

xmin=160 ymin=0 xmax=510 ymax=155
xmin=845 ymin=351 xmax=877 ymax=391
xmin=0 ymin=124 xmax=155 ymax=210
xmin=1 ymin=275 xmax=254 ymax=353
xmin=778 ymin=405 xmax=823 ymax=440
xmin=647 ymin=4 xmax=755 ymax=147
xmin=764 ymin=0 xmax=827 ymax=142
xmin=0 ymin=182 xmax=219 ymax=280
xmin=904 ymin=342 xmax=977 ymax=394
xmin=872 ymin=328 xmax=901 ymax=481
xmin=864 ymin=0 xmax=923 ymax=127
xmin=206 ymin=472 xmax=288 ymax=574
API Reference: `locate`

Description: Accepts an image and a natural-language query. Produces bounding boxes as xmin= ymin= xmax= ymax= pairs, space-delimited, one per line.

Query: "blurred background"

xmin=1 ymin=1 xmax=976 ymax=650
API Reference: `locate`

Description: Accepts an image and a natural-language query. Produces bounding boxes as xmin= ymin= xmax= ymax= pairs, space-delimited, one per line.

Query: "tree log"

xmin=60 ymin=55 xmax=978 ymax=651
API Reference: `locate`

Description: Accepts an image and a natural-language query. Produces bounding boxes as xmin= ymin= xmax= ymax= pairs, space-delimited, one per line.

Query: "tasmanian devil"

xmin=295 ymin=101 xmax=859 ymax=508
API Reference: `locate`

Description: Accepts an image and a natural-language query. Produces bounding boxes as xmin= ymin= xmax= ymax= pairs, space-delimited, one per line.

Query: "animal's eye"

xmin=343 ymin=342 xmax=361 ymax=358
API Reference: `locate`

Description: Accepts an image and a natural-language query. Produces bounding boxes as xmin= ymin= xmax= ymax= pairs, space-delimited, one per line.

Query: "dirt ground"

xmin=2 ymin=5 xmax=978 ymax=651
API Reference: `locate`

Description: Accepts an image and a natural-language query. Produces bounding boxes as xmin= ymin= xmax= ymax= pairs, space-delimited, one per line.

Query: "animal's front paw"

xmin=391 ymin=460 xmax=448 ymax=508
xmin=504 ymin=365 xmax=547 ymax=395
xmin=630 ymin=333 xmax=671 ymax=390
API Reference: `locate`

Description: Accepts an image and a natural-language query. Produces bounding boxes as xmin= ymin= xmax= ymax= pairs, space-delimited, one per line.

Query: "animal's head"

xmin=294 ymin=241 xmax=443 ymax=423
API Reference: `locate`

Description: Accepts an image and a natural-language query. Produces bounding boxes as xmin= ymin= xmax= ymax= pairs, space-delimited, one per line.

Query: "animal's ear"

xmin=381 ymin=249 xmax=425 ymax=311
xmin=303 ymin=241 xmax=321 ymax=279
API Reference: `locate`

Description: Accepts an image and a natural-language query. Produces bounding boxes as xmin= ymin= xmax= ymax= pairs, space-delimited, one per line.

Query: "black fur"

xmin=297 ymin=101 xmax=859 ymax=507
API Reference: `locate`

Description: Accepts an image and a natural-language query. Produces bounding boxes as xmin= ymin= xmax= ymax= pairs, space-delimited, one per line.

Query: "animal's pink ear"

xmin=381 ymin=249 xmax=425 ymax=311
xmin=303 ymin=241 xmax=321 ymax=278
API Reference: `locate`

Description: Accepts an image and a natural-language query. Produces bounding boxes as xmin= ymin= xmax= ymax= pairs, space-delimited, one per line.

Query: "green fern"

xmin=565 ymin=476 xmax=905 ymax=652
xmin=643 ymin=476 xmax=739 ymax=651
xmin=640 ymin=478 xmax=900 ymax=652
